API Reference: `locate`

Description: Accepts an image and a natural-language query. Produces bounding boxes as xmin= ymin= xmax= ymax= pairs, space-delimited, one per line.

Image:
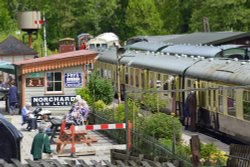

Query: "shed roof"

xmin=0 ymin=35 xmax=37 ymax=56
xmin=14 ymin=50 xmax=97 ymax=74
xmin=164 ymin=32 xmax=250 ymax=45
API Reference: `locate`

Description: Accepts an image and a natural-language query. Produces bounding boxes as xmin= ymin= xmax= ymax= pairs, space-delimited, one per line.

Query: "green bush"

xmin=139 ymin=112 xmax=182 ymax=141
xmin=75 ymin=87 xmax=93 ymax=106
xmin=94 ymin=100 xmax=106 ymax=111
xmin=142 ymin=90 xmax=166 ymax=113
xmin=88 ymin=71 xmax=114 ymax=105
xmin=114 ymin=98 xmax=140 ymax=123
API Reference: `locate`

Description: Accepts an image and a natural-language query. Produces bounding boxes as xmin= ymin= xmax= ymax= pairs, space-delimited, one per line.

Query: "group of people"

xmin=65 ymin=95 xmax=89 ymax=125
xmin=30 ymin=94 xmax=89 ymax=160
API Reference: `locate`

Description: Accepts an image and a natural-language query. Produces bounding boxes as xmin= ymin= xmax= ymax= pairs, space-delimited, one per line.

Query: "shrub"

xmin=114 ymin=98 xmax=140 ymax=123
xmin=88 ymin=71 xmax=114 ymax=105
xmin=142 ymin=90 xmax=167 ymax=113
xmin=75 ymin=87 xmax=93 ymax=106
xmin=139 ymin=112 xmax=182 ymax=141
xmin=94 ymin=100 xmax=106 ymax=111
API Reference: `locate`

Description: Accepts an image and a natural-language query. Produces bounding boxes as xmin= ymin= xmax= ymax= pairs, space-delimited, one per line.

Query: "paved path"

xmin=0 ymin=101 xmax=125 ymax=165
xmin=182 ymin=130 xmax=229 ymax=153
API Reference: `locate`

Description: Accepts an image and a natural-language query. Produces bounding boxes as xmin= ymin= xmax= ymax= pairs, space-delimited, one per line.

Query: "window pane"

xmin=47 ymin=72 xmax=53 ymax=81
xmin=47 ymin=82 xmax=53 ymax=91
xmin=55 ymin=82 xmax=62 ymax=91
xmin=55 ymin=72 xmax=61 ymax=81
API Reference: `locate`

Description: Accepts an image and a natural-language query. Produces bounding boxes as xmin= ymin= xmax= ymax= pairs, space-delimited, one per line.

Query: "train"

xmin=94 ymin=46 xmax=250 ymax=145
xmin=58 ymin=33 xmax=92 ymax=53
xmin=59 ymin=32 xmax=119 ymax=53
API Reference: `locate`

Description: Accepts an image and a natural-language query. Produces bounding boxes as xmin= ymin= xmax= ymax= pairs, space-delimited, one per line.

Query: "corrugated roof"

xmin=164 ymin=32 xmax=250 ymax=45
xmin=0 ymin=35 xmax=37 ymax=56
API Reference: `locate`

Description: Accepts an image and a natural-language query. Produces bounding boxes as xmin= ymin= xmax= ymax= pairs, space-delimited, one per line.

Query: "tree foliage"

xmin=1 ymin=0 xmax=250 ymax=52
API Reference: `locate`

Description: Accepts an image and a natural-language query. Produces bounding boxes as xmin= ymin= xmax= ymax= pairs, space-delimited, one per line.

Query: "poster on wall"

xmin=64 ymin=72 xmax=82 ymax=88
xmin=26 ymin=78 xmax=44 ymax=87
xmin=31 ymin=96 xmax=75 ymax=106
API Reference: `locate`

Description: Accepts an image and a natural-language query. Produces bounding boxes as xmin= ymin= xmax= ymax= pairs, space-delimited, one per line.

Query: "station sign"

xmin=31 ymin=96 xmax=75 ymax=106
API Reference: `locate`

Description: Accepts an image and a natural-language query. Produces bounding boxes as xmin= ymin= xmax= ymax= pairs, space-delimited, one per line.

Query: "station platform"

xmin=182 ymin=129 xmax=229 ymax=153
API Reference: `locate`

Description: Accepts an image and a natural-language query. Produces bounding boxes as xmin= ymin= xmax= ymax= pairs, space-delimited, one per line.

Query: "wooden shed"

xmin=0 ymin=35 xmax=37 ymax=82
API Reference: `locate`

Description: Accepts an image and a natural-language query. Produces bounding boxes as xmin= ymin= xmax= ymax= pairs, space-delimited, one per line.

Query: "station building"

xmin=14 ymin=50 xmax=97 ymax=114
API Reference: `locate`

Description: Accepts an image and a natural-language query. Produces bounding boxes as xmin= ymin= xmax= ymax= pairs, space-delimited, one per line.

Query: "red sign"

xmin=34 ymin=20 xmax=45 ymax=24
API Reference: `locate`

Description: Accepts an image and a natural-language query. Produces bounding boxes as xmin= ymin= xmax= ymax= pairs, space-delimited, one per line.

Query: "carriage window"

xmin=141 ymin=71 xmax=145 ymax=88
xmin=102 ymin=44 xmax=108 ymax=49
xmin=89 ymin=44 xmax=95 ymax=49
xmin=243 ymin=90 xmax=250 ymax=120
xmin=187 ymin=79 xmax=192 ymax=87
xmin=227 ymin=89 xmax=236 ymax=116
xmin=218 ymin=87 xmax=223 ymax=113
xmin=135 ymin=69 xmax=139 ymax=87
xmin=157 ymin=73 xmax=161 ymax=80
xmin=46 ymin=72 xmax=62 ymax=93
xmin=149 ymin=72 xmax=154 ymax=88
xmin=130 ymin=68 xmax=134 ymax=86
xmin=125 ymin=67 xmax=129 ymax=84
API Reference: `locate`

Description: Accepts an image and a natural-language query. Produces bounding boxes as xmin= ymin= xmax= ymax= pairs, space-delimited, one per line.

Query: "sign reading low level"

xmin=31 ymin=96 xmax=75 ymax=106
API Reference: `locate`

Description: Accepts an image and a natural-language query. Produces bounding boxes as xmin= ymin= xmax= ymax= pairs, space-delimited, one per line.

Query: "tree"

xmin=190 ymin=0 xmax=250 ymax=32
xmin=125 ymin=0 xmax=164 ymax=38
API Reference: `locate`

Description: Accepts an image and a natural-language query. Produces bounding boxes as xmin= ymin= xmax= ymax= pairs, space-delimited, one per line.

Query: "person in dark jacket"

xmin=31 ymin=125 xmax=52 ymax=160
xmin=8 ymin=80 xmax=18 ymax=115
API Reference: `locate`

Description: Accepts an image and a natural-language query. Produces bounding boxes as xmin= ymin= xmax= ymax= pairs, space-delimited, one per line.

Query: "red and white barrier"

xmin=75 ymin=123 xmax=126 ymax=131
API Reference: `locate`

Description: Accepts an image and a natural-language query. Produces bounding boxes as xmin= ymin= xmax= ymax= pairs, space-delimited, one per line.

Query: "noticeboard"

xmin=64 ymin=72 xmax=82 ymax=88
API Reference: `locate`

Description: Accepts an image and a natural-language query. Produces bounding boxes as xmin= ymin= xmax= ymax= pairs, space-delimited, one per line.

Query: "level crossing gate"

xmin=53 ymin=120 xmax=132 ymax=156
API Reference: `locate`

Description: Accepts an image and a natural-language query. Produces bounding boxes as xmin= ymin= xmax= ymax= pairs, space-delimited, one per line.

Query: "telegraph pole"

xmin=43 ymin=15 xmax=47 ymax=57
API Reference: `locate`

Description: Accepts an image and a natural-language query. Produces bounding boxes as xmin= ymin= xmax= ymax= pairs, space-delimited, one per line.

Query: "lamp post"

xmin=116 ymin=47 xmax=134 ymax=104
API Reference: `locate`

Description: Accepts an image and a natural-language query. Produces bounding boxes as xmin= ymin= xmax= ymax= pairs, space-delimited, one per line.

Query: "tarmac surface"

xmin=0 ymin=101 xmax=229 ymax=165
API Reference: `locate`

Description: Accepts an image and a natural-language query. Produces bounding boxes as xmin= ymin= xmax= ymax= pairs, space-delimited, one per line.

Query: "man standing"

xmin=8 ymin=80 xmax=18 ymax=115
xmin=31 ymin=125 xmax=52 ymax=160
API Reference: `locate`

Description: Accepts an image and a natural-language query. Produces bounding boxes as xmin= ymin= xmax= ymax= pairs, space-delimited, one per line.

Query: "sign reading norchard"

xmin=32 ymin=96 xmax=75 ymax=106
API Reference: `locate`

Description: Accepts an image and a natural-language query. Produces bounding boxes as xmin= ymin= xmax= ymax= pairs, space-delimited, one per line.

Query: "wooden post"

xmin=70 ymin=124 xmax=76 ymax=157
xmin=127 ymin=120 xmax=132 ymax=151
xmin=190 ymin=135 xmax=201 ymax=167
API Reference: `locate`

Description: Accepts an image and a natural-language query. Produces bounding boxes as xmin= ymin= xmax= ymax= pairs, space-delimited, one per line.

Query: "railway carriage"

xmin=95 ymin=47 xmax=250 ymax=144
xmin=127 ymin=41 xmax=250 ymax=60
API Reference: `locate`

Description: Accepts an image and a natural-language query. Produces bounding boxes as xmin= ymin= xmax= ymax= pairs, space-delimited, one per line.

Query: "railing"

xmin=88 ymin=111 xmax=192 ymax=166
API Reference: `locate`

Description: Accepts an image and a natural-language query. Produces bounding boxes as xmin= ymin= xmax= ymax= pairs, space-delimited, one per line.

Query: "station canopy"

xmin=0 ymin=61 xmax=15 ymax=74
